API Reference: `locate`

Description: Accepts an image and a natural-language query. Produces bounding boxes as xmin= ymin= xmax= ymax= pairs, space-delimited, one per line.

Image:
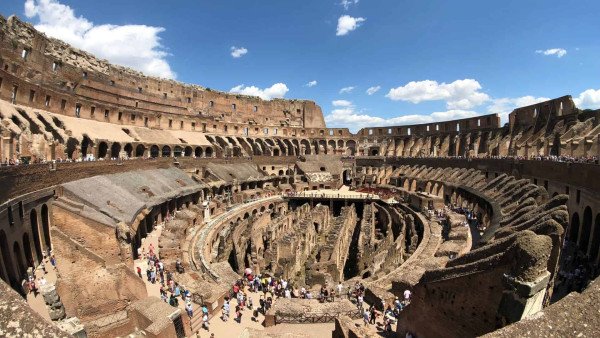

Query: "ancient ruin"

xmin=0 ymin=12 xmax=599 ymax=338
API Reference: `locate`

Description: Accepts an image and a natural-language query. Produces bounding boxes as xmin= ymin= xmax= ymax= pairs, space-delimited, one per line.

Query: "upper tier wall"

xmin=356 ymin=113 xmax=502 ymax=137
xmin=0 ymin=15 xmax=326 ymax=130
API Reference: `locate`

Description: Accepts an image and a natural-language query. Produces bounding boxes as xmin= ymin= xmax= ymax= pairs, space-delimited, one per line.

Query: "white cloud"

xmin=339 ymin=86 xmax=355 ymax=94
xmin=332 ymin=100 xmax=352 ymax=107
xmin=487 ymin=96 xmax=550 ymax=124
xmin=230 ymin=83 xmax=289 ymax=100
xmin=573 ymin=89 xmax=600 ymax=109
xmin=230 ymin=46 xmax=248 ymax=58
xmin=325 ymin=104 xmax=478 ymax=132
xmin=340 ymin=0 xmax=359 ymax=10
xmin=386 ymin=79 xmax=490 ymax=109
xmin=305 ymin=80 xmax=318 ymax=87
xmin=336 ymin=15 xmax=366 ymax=36
xmin=535 ymin=48 xmax=567 ymax=58
xmin=24 ymin=0 xmax=175 ymax=79
xmin=366 ymin=86 xmax=381 ymax=95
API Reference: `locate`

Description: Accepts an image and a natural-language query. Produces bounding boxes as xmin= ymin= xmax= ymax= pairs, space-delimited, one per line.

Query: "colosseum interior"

xmin=0 ymin=11 xmax=599 ymax=338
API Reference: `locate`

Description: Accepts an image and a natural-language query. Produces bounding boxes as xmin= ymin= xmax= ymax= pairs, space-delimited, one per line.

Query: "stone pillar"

xmin=40 ymin=283 xmax=66 ymax=321
xmin=497 ymin=271 xmax=550 ymax=324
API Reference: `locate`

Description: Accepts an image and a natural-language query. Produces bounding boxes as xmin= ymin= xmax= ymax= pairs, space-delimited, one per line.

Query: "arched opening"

xmin=184 ymin=146 xmax=193 ymax=157
xmin=174 ymin=146 xmax=183 ymax=157
xmin=65 ymin=137 xmax=79 ymax=159
xmin=97 ymin=141 xmax=108 ymax=159
xmin=162 ymin=145 xmax=172 ymax=157
xmin=81 ymin=136 xmax=92 ymax=158
xmin=580 ymin=207 xmax=593 ymax=252
xmin=111 ymin=142 xmax=122 ymax=158
xmin=29 ymin=209 xmax=43 ymax=263
xmin=278 ymin=170 xmax=284 ymax=176
xmin=589 ymin=214 xmax=600 ymax=263
xmin=124 ymin=143 xmax=133 ymax=158
xmin=569 ymin=213 xmax=580 ymax=243
xmin=370 ymin=148 xmax=379 ymax=156
xmin=13 ymin=241 xmax=25 ymax=284
xmin=41 ymin=204 xmax=51 ymax=252
xmin=22 ymin=233 xmax=33 ymax=269
xmin=343 ymin=170 xmax=352 ymax=185
xmin=135 ymin=144 xmax=146 ymax=157
xmin=195 ymin=147 xmax=203 ymax=157
xmin=205 ymin=147 xmax=213 ymax=157
xmin=0 ymin=230 xmax=18 ymax=290
xmin=150 ymin=145 xmax=160 ymax=158
xmin=273 ymin=148 xmax=280 ymax=156
xmin=300 ymin=140 xmax=311 ymax=155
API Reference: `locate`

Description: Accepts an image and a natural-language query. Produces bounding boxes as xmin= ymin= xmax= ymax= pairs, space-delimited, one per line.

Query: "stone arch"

xmin=195 ymin=147 xmax=204 ymax=157
xmin=22 ymin=233 xmax=33 ymax=269
xmin=337 ymin=139 xmax=344 ymax=148
xmin=98 ymin=141 xmax=109 ymax=158
xmin=570 ymin=213 xmax=580 ymax=243
xmin=124 ymin=143 xmax=133 ymax=158
xmin=135 ymin=144 xmax=146 ymax=157
xmin=162 ymin=145 xmax=172 ymax=157
xmin=278 ymin=170 xmax=284 ymax=176
xmin=41 ymin=204 xmax=51 ymax=251
xmin=300 ymin=139 xmax=311 ymax=155
xmin=243 ymin=212 xmax=250 ymax=220
xmin=342 ymin=169 xmax=352 ymax=185
xmin=12 ymin=241 xmax=25 ymax=284
xmin=111 ymin=142 xmax=122 ymax=158
xmin=283 ymin=139 xmax=295 ymax=156
xmin=580 ymin=206 xmax=593 ymax=252
xmin=174 ymin=146 xmax=183 ymax=157
xmin=273 ymin=148 xmax=280 ymax=156
xmin=346 ymin=140 xmax=356 ymax=155
xmin=81 ymin=135 xmax=92 ymax=158
xmin=205 ymin=147 xmax=213 ymax=157
xmin=150 ymin=145 xmax=160 ymax=158
xmin=29 ymin=209 xmax=43 ymax=263
xmin=65 ymin=137 xmax=79 ymax=159
xmin=0 ymin=230 xmax=18 ymax=290
xmin=184 ymin=146 xmax=193 ymax=157
xmin=589 ymin=213 xmax=600 ymax=262
xmin=328 ymin=140 xmax=336 ymax=153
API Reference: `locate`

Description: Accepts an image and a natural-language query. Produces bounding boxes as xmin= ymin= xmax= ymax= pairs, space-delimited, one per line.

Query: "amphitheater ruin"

xmin=0 ymin=13 xmax=599 ymax=338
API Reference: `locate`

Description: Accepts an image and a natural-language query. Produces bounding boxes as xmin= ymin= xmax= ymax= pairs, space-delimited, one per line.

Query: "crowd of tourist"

xmin=2 ymin=152 xmax=598 ymax=169
xmin=555 ymin=241 xmax=598 ymax=298
xmin=26 ymin=248 xmax=57 ymax=296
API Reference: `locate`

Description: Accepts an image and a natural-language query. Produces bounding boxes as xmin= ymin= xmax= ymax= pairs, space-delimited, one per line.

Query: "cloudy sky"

xmin=2 ymin=0 xmax=599 ymax=131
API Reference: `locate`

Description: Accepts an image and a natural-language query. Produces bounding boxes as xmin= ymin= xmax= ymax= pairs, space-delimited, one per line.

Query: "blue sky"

xmin=2 ymin=0 xmax=599 ymax=131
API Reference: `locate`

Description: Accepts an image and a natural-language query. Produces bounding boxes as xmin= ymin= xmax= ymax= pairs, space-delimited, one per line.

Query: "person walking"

xmin=363 ymin=308 xmax=370 ymax=326
xmin=185 ymin=302 xmax=194 ymax=318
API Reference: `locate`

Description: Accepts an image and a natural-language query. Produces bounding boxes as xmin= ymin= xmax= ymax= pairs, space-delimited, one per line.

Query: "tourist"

xmin=136 ymin=266 xmax=142 ymax=278
xmin=235 ymin=305 xmax=243 ymax=323
xmin=337 ymin=282 xmax=343 ymax=295
xmin=403 ymin=289 xmax=412 ymax=303
xmin=202 ymin=312 xmax=210 ymax=331
xmin=185 ymin=302 xmax=193 ymax=318
xmin=50 ymin=255 xmax=57 ymax=269
xmin=222 ymin=299 xmax=230 ymax=321
xmin=357 ymin=293 xmax=364 ymax=311
xmin=369 ymin=305 xmax=376 ymax=325
xmin=363 ymin=308 xmax=370 ymax=326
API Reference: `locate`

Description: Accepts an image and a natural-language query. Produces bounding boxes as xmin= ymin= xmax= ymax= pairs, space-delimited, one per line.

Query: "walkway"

xmin=26 ymin=256 xmax=58 ymax=322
